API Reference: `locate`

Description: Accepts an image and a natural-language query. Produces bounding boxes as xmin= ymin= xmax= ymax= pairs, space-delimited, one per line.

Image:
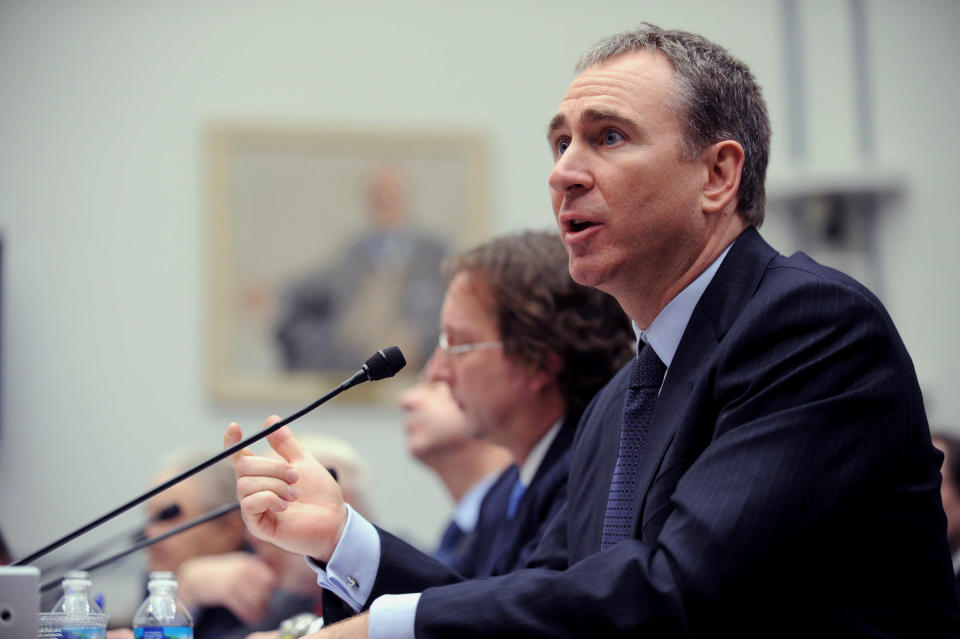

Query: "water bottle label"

xmin=134 ymin=627 xmax=193 ymax=639
xmin=40 ymin=630 xmax=103 ymax=639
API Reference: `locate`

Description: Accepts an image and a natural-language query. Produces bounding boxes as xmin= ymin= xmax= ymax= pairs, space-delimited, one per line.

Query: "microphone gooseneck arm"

xmin=13 ymin=347 xmax=406 ymax=567
xmin=39 ymin=502 xmax=241 ymax=593
xmin=35 ymin=503 xmax=181 ymax=576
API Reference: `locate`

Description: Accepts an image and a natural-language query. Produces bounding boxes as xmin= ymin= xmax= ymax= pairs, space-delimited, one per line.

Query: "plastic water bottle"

xmin=45 ymin=571 xmax=108 ymax=639
xmin=51 ymin=570 xmax=104 ymax=613
xmin=132 ymin=571 xmax=194 ymax=639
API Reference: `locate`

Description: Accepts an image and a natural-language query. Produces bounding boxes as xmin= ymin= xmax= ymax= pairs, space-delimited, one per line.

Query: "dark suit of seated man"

xmin=226 ymin=25 xmax=960 ymax=638
xmin=392 ymin=340 xmax=583 ymax=585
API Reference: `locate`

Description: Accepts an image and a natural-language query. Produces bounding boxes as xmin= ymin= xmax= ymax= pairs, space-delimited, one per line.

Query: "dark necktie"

xmin=433 ymin=520 xmax=465 ymax=566
xmin=506 ymin=477 xmax=526 ymax=519
xmin=600 ymin=343 xmax=666 ymax=549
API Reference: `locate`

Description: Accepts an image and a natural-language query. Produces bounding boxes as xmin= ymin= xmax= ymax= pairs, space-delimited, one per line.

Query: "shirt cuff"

xmin=304 ymin=503 xmax=381 ymax=612
xmin=370 ymin=593 xmax=420 ymax=639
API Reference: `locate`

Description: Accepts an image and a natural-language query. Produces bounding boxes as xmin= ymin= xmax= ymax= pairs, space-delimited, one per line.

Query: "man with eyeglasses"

xmin=421 ymin=231 xmax=634 ymax=579
xmin=225 ymin=230 xmax=633 ymax=624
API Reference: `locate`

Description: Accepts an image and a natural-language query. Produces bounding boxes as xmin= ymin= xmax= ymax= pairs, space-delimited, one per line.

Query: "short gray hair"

xmin=576 ymin=24 xmax=770 ymax=227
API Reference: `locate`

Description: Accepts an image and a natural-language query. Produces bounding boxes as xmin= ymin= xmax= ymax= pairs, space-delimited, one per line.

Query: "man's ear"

xmin=701 ymin=140 xmax=744 ymax=215
xmin=527 ymin=351 xmax=563 ymax=394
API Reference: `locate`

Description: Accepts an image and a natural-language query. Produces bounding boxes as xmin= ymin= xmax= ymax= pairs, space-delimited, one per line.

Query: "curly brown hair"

xmin=443 ymin=230 xmax=635 ymax=414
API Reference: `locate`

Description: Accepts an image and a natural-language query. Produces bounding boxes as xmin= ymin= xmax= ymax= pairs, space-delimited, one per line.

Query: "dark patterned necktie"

xmin=601 ymin=343 xmax=666 ymax=549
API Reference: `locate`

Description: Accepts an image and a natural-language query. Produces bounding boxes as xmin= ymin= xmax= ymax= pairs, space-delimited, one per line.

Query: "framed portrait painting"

xmin=207 ymin=124 xmax=489 ymax=404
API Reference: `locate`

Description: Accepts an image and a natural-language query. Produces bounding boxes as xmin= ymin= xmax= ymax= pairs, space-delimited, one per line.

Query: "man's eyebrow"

xmin=546 ymin=113 xmax=566 ymax=140
xmin=581 ymin=108 xmax=633 ymax=128
xmin=546 ymin=108 xmax=634 ymax=140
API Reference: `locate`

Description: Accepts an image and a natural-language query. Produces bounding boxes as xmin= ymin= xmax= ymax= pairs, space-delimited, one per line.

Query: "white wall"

xmin=1 ymin=0 xmax=958 ymax=614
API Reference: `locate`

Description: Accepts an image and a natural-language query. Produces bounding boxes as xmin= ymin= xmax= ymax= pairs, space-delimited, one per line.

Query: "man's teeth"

xmin=571 ymin=219 xmax=592 ymax=231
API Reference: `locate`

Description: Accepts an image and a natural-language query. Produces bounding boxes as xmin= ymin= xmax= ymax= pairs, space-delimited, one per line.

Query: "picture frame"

xmin=207 ymin=124 xmax=489 ymax=404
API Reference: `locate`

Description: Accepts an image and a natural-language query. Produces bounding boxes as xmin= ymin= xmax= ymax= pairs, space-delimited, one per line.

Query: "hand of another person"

xmin=225 ymin=416 xmax=348 ymax=563
xmin=177 ymin=551 xmax=278 ymax=625
xmin=304 ymin=612 xmax=368 ymax=638
xmin=106 ymin=630 xmax=134 ymax=639
xmin=246 ymin=632 xmax=280 ymax=639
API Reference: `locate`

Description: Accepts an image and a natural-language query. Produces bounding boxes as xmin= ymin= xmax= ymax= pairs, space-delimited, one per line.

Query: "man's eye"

xmin=602 ymin=130 xmax=624 ymax=145
xmin=556 ymin=139 xmax=570 ymax=156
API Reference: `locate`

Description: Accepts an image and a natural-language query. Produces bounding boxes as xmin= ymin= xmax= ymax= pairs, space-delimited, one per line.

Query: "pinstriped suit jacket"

xmin=413 ymin=227 xmax=960 ymax=637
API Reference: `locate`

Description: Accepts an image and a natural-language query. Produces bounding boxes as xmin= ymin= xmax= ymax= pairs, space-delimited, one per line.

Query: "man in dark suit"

xmin=229 ymin=24 xmax=960 ymax=637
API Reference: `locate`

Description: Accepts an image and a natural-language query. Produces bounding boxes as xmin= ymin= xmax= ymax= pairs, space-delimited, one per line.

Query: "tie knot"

xmin=630 ymin=344 xmax=666 ymax=389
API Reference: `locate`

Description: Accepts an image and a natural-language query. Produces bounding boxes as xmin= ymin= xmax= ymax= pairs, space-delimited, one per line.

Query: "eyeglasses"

xmin=438 ymin=332 xmax=504 ymax=356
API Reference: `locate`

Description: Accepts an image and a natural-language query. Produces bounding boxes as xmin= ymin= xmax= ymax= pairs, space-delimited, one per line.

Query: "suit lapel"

xmin=630 ymin=227 xmax=778 ymax=534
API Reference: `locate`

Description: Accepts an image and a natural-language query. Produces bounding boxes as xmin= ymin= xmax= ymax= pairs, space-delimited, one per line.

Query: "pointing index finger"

xmin=262 ymin=415 xmax=307 ymax=464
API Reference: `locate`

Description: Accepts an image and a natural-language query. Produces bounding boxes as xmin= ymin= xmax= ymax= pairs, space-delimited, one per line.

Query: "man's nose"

xmin=548 ymin=142 xmax=594 ymax=195
xmin=431 ymin=352 xmax=455 ymax=386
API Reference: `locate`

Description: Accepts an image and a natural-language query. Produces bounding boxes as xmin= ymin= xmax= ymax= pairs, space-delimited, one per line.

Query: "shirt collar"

xmin=518 ymin=418 xmax=564 ymax=488
xmin=450 ymin=469 xmax=502 ymax=533
xmin=634 ymin=243 xmax=733 ymax=368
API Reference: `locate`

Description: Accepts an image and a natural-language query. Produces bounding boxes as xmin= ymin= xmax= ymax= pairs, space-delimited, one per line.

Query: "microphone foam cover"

xmin=363 ymin=346 xmax=406 ymax=381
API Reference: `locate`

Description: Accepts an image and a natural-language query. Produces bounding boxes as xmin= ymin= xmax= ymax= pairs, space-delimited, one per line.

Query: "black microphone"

xmin=340 ymin=346 xmax=407 ymax=389
xmin=37 ymin=504 xmax=182 ymax=576
xmin=12 ymin=347 xmax=406 ymax=567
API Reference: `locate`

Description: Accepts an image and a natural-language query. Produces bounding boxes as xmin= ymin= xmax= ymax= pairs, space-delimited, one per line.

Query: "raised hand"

xmin=224 ymin=416 xmax=349 ymax=562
